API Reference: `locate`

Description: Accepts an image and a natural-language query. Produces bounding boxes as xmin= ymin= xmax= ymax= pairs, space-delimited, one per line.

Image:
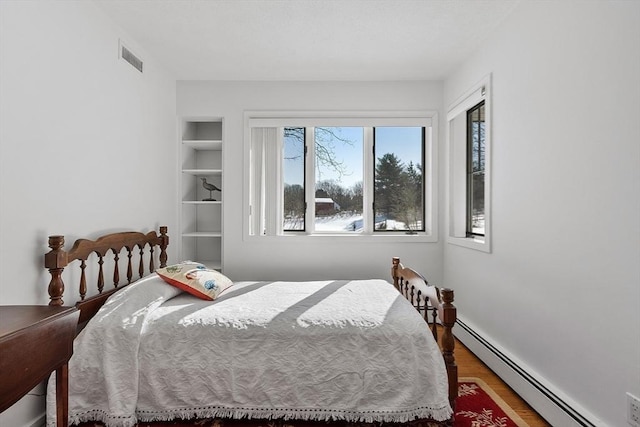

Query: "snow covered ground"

xmin=285 ymin=212 xmax=411 ymax=232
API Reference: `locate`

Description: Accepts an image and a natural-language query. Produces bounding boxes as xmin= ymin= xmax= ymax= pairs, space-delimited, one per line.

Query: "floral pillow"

xmin=156 ymin=262 xmax=233 ymax=301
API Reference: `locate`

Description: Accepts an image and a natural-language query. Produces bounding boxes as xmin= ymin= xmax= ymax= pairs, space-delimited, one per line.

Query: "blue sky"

xmin=284 ymin=127 xmax=423 ymax=188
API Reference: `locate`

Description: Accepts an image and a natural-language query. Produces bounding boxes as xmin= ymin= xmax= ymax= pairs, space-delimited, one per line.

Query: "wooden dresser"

xmin=0 ymin=305 xmax=79 ymax=427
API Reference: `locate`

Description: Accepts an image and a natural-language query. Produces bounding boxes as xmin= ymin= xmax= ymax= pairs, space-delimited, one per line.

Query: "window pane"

xmin=467 ymin=101 xmax=485 ymax=236
xmin=283 ymin=127 xmax=305 ymax=231
xmin=374 ymin=127 xmax=425 ymax=232
xmin=314 ymin=127 xmax=363 ymax=233
xmin=470 ymin=171 xmax=485 ymax=235
xmin=470 ymin=105 xmax=485 ymax=173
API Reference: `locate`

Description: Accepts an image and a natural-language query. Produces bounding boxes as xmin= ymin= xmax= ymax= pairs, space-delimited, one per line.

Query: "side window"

xmin=447 ymin=75 xmax=491 ymax=252
xmin=467 ymin=101 xmax=485 ymax=237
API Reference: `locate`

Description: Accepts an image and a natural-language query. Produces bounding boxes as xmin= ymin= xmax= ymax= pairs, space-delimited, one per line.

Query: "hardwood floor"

xmin=455 ymin=337 xmax=551 ymax=426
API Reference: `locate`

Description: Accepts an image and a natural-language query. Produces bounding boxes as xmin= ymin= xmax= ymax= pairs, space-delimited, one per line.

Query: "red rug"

xmin=77 ymin=378 xmax=529 ymax=427
xmin=454 ymin=377 xmax=529 ymax=427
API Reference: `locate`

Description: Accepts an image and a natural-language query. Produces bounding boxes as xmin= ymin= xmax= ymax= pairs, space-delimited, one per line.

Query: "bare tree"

xmin=284 ymin=127 xmax=354 ymax=179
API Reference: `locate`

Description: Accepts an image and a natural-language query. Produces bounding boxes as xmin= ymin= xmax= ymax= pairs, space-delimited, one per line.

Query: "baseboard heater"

xmin=455 ymin=318 xmax=596 ymax=427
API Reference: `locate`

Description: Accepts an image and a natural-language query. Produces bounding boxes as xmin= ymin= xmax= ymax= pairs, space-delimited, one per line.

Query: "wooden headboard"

xmin=44 ymin=226 xmax=169 ymax=324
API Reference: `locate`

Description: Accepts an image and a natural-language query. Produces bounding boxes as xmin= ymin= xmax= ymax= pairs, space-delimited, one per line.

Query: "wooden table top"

xmin=0 ymin=305 xmax=77 ymax=338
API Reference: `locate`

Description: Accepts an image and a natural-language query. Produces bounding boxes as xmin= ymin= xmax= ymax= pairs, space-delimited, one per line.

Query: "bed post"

xmin=159 ymin=226 xmax=169 ymax=268
xmin=45 ymin=235 xmax=68 ymax=306
xmin=441 ymin=288 xmax=458 ymax=412
xmin=391 ymin=256 xmax=400 ymax=290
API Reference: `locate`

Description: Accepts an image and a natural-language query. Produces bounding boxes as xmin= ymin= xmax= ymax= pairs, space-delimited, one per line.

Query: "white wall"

xmin=177 ymin=81 xmax=444 ymax=284
xmin=443 ymin=1 xmax=639 ymax=426
xmin=0 ymin=1 xmax=177 ymax=426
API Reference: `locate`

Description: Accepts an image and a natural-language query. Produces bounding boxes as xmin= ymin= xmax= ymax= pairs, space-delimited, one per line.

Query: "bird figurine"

xmin=201 ymin=178 xmax=221 ymax=201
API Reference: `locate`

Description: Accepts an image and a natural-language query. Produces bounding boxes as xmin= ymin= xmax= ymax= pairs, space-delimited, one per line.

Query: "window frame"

xmin=282 ymin=127 xmax=307 ymax=233
xmin=307 ymin=126 xmax=366 ymax=235
xmin=446 ymin=75 xmax=492 ymax=252
xmin=243 ymin=111 xmax=438 ymax=243
xmin=373 ymin=126 xmax=427 ymax=233
xmin=466 ymin=100 xmax=485 ymax=238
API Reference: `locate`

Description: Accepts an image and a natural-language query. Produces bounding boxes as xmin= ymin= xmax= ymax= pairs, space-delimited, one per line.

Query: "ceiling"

xmin=95 ymin=0 xmax=520 ymax=81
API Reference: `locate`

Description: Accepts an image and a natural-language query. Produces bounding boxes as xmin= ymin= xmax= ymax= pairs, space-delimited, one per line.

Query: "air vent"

xmin=119 ymin=41 xmax=143 ymax=73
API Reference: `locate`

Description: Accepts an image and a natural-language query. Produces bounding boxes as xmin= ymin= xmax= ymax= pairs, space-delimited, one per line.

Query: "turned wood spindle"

xmin=45 ymin=235 xmax=68 ymax=306
xmin=409 ymin=284 xmax=415 ymax=306
xmin=149 ymin=246 xmax=155 ymax=272
xmin=138 ymin=246 xmax=144 ymax=279
xmin=97 ymin=254 xmax=105 ymax=294
xmin=112 ymin=249 xmax=120 ymax=288
xmin=126 ymin=247 xmax=133 ymax=284
xmin=432 ymin=307 xmax=439 ymax=342
xmin=79 ymin=260 xmax=87 ymax=300
xmin=159 ymin=226 xmax=169 ymax=268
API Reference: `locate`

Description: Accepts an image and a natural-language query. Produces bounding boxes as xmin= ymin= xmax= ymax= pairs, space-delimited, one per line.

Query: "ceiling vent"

xmin=119 ymin=40 xmax=143 ymax=73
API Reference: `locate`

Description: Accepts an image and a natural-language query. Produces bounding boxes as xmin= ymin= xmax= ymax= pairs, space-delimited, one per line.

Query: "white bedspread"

xmin=46 ymin=274 xmax=452 ymax=427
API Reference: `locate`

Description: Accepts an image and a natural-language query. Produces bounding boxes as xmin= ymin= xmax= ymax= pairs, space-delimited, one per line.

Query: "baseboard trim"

xmin=455 ymin=317 xmax=602 ymax=427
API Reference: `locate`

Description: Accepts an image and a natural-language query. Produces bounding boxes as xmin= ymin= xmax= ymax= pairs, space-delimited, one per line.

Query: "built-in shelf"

xmin=182 ymin=231 xmax=223 ymax=237
xmin=182 ymin=169 xmax=223 ymax=176
xmin=179 ymin=119 xmax=224 ymax=271
xmin=182 ymin=201 xmax=222 ymax=205
xmin=183 ymin=140 xmax=223 ymax=150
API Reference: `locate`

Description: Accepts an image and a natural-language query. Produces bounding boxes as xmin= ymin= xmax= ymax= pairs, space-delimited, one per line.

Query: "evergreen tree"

xmin=400 ymin=161 xmax=423 ymax=231
xmin=375 ymin=153 xmax=407 ymax=222
xmin=348 ymin=181 xmax=363 ymax=213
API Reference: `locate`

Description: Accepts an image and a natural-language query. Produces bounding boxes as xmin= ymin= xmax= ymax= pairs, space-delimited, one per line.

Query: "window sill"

xmin=244 ymin=232 xmax=438 ymax=244
xmin=447 ymin=235 xmax=491 ymax=253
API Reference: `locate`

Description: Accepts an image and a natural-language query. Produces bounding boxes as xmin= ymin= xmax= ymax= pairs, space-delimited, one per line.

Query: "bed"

xmin=44 ymin=226 xmax=457 ymax=427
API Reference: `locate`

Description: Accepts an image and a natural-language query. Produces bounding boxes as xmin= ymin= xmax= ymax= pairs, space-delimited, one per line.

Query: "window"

xmin=374 ymin=127 xmax=425 ymax=233
xmin=283 ymin=127 xmax=306 ymax=231
xmin=312 ymin=126 xmax=364 ymax=233
xmin=245 ymin=112 xmax=436 ymax=241
xmin=447 ymin=75 xmax=491 ymax=252
xmin=467 ymin=101 xmax=485 ymax=237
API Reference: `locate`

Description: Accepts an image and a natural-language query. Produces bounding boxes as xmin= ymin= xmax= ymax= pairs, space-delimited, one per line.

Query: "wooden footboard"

xmin=391 ymin=257 xmax=458 ymax=413
xmin=44 ymin=226 xmax=169 ymax=325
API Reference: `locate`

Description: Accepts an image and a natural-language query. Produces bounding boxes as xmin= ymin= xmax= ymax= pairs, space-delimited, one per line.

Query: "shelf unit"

xmin=179 ymin=119 xmax=223 ymax=270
